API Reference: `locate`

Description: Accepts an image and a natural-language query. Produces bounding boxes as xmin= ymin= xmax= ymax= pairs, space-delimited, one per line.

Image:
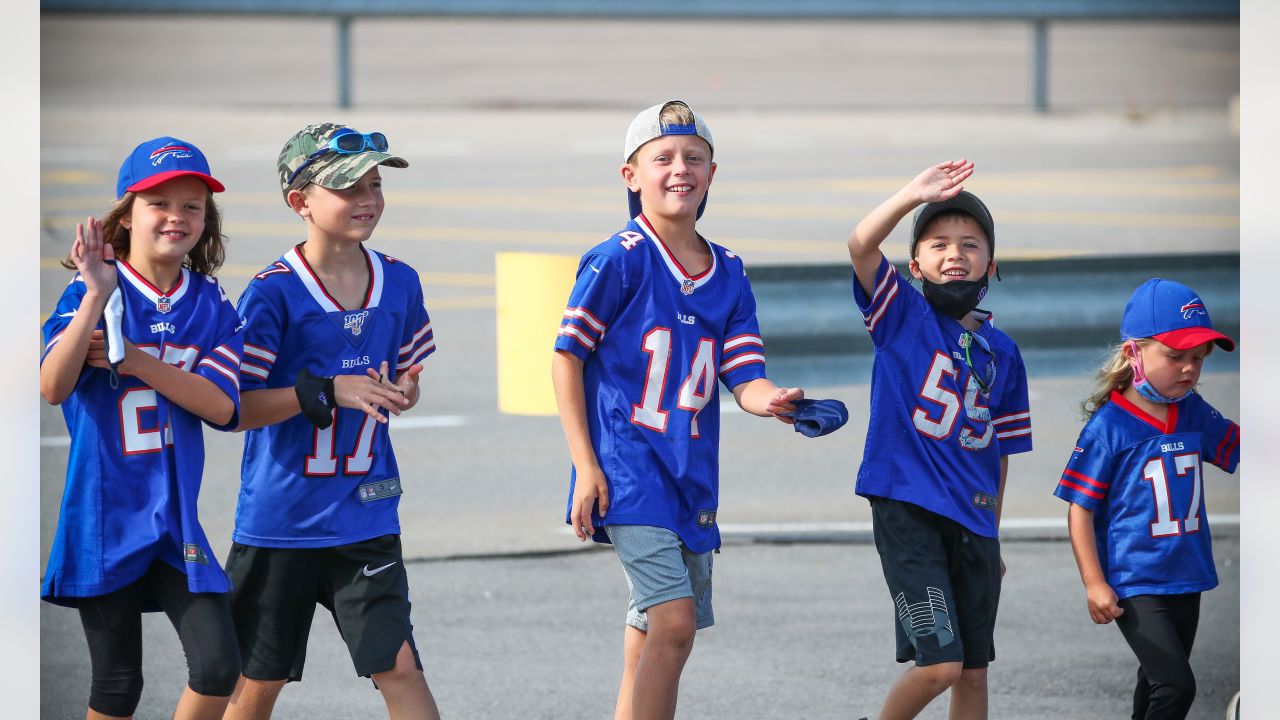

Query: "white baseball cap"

xmin=623 ymin=100 xmax=714 ymax=218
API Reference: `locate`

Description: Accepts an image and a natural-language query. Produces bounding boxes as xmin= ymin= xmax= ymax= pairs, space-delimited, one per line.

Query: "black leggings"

xmin=1115 ymin=593 xmax=1201 ymax=720
xmin=77 ymin=561 xmax=241 ymax=717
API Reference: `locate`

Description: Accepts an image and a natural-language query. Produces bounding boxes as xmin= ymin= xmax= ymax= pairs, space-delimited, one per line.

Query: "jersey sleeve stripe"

xmin=396 ymin=340 xmax=436 ymax=371
xmin=723 ymin=334 xmax=764 ymax=352
xmin=564 ymin=307 xmax=606 ymax=334
xmin=212 ymin=345 xmax=240 ymax=365
xmin=864 ymin=277 xmax=899 ymax=333
xmin=1057 ymin=478 xmax=1105 ymax=500
xmin=1214 ymin=423 xmax=1240 ymax=467
xmin=991 ymin=411 xmax=1031 ymax=425
xmin=398 ymin=329 xmax=435 ymax=360
xmin=995 ymin=427 xmax=1032 ymax=439
xmin=557 ymin=324 xmax=597 ymax=350
xmin=44 ymin=331 xmax=65 ymax=353
xmin=719 ymin=353 xmax=765 ymax=374
xmin=240 ymin=361 xmax=270 ymax=380
xmin=198 ymin=357 xmax=240 ymax=386
xmin=243 ymin=343 xmax=277 ymax=363
xmin=398 ymin=321 xmax=433 ymax=354
xmin=1062 ymin=468 xmax=1108 ymax=489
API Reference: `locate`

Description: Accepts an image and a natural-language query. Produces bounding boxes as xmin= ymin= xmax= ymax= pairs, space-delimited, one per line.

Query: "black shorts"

xmin=225 ymin=534 xmax=422 ymax=682
xmin=870 ymin=497 xmax=1001 ymax=669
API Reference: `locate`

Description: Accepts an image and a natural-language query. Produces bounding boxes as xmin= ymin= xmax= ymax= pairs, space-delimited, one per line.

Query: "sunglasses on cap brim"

xmin=286 ymin=129 xmax=390 ymax=188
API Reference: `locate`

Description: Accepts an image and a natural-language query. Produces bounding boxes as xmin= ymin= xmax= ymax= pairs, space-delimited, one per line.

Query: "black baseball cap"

xmin=910 ymin=190 xmax=995 ymax=259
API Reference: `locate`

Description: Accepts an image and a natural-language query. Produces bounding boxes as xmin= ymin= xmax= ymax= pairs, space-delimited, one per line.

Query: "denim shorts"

xmin=605 ymin=524 xmax=715 ymax=632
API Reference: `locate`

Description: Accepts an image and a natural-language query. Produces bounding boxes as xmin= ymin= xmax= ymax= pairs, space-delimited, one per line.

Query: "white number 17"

xmin=1141 ymin=453 xmax=1202 ymax=537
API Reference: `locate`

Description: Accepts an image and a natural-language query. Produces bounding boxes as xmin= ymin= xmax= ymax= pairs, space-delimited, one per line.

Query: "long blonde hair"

xmin=1082 ymin=339 xmax=1149 ymax=418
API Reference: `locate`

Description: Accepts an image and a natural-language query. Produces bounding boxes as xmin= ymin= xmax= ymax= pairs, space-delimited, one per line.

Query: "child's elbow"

xmin=39 ymin=376 xmax=70 ymax=406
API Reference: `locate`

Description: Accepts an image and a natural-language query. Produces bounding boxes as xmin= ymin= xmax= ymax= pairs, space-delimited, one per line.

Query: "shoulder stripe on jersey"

xmin=396 ymin=339 xmax=436 ymax=371
xmin=241 ymin=362 xmax=270 ymax=380
xmin=1062 ymin=468 xmax=1109 ymax=490
xmin=212 ymin=345 xmax=240 ymax=366
xmin=720 ymin=353 xmax=765 ymax=374
xmin=1058 ymin=478 xmax=1105 ymax=500
xmin=1214 ymin=423 xmax=1240 ymax=466
xmin=996 ymin=427 xmax=1032 ymax=439
xmin=557 ymin=324 xmax=597 ymax=350
xmin=399 ymin=321 xmax=433 ymax=355
xmin=864 ymin=271 xmax=900 ymax=333
xmin=564 ymin=307 xmax=606 ymax=334
xmin=198 ymin=357 xmax=240 ymax=387
xmin=117 ymin=261 xmax=191 ymax=307
xmin=243 ymin=343 xmax=277 ymax=364
xmin=723 ymin=334 xmax=763 ymax=352
xmin=635 ymin=214 xmax=718 ymax=291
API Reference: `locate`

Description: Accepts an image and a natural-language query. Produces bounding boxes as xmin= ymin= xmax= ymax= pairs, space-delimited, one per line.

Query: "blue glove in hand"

xmin=778 ymin=398 xmax=849 ymax=438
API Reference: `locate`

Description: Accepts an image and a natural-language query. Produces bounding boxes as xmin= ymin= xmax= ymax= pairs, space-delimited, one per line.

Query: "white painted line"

xmin=40 ymin=436 xmax=71 ymax=448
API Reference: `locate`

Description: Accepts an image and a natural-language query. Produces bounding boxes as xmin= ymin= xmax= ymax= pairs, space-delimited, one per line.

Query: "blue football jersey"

xmin=554 ymin=214 xmax=768 ymax=554
xmin=853 ymin=255 xmax=1032 ymax=537
xmin=41 ymin=262 xmax=244 ymax=607
xmin=234 ymin=245 xmax=435 ymax=548
xmin=1054 ymin=390 xmax=1239 ymax=599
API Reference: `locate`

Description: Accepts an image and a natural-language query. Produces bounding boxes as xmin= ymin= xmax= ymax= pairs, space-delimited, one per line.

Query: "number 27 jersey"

xmin=554 ymin=215 xmax=768 ymax=554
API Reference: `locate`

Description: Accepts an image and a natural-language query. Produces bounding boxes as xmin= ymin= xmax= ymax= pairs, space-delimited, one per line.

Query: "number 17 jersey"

xmin=234 ymin=244 xmax=436 ymax=549
xmin=555 ymin=215 xmax=769 ymax=554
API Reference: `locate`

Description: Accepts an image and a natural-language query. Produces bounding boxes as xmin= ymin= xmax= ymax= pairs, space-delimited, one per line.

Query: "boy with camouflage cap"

xmin=223 ymin=123 xmax=441 ymax=719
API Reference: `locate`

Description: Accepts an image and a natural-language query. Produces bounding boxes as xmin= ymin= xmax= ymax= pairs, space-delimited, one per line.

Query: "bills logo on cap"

xmin=1180 ymin=299 xmax=1206 ymax=319
xmin=149 ymin=145 xmax=194 ymax=166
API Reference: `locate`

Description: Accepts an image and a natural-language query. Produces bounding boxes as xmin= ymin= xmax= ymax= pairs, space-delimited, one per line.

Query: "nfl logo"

xmin=184 ymin=546 xmax=196 ymax=560
xmin=681 ymin=279 xmax=696 ymax=295
xmin=156 ymin=296 xmax=172 ymax=313
xmin=344 ymin=311 xmax=368 ymax=336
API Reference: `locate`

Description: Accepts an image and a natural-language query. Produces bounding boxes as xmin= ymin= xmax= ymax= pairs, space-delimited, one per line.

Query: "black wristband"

xmin=295 ymin=368 xmax=336 ymax=429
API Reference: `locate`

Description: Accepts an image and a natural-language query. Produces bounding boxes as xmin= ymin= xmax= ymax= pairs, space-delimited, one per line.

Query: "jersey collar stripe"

xmin=1109 ymin=390 xmax=1177 ymax=433
xmin=283 ymin=247 xmax=343 ymax=313
xmin=363 ymin=246 xmax=384 ymax=308
xmin=634 ymin=214 xmax=717 ymax=290
xmin=117 ymin=261 xmax=191 ymax=306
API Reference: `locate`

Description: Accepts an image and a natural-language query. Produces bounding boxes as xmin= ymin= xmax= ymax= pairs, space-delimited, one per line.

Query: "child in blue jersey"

xmin=553 ymin=100 xmax=805 ymax=720
xmin=1056 ymin=278 xmax=1238 ymax=720
xmin=847 ymin=160 xmax=1032 ymax=720
xmin=223 ymin=124 xmax=440 ymax=720
xmin=40 ymin=137 xmax=243 ymax=720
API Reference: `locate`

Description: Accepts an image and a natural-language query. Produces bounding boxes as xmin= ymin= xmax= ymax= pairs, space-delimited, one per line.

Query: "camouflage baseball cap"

xmin=277 ymin=122 xmax=408 ymax=201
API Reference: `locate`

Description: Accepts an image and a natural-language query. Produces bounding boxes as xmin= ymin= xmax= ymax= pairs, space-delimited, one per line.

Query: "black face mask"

xmin=919 ymin=275 xmax=989 ymax=320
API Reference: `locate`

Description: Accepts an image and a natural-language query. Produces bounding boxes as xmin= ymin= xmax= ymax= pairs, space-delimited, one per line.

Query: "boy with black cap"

xmin=845 ymin=160 xmax=1033 ymax=720
xmin=223 ymin=123 xmax=440 ymax=719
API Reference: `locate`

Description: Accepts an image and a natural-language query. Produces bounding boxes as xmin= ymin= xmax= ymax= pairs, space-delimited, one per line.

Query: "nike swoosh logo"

xmin=362 ymin=562 xmax=397 ymax=577
xmin=57 ymin=311 xmax=77 ymax=318
xmin=589 ymin=264 xmax=601 ymax=273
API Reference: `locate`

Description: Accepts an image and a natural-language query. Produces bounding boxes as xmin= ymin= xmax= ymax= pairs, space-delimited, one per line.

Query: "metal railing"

xmin=42 ymin=0 xmax=1239 ymax=110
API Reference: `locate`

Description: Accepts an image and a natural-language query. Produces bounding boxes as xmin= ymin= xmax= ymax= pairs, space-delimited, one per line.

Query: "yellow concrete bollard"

xmin=495 ymin=252 xmax=580 ymax=415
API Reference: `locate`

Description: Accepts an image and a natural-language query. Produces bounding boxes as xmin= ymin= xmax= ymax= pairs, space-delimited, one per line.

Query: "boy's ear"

xmin=986 ymin=259 xmax=998 ymax=278
xmin=286 ymin=188 xmax=311 ymax=217
xmin=907 ymin=258 xmax=924 ymax=281
xmin=620 ymin=163 xmax=640 ymax=192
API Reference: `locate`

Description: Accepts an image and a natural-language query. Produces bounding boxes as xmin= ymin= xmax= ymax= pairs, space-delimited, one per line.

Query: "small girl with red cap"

xmin=1054 ymin=278 xmax=1239 ymax=720
xmin=40 ymin=137 xmax=243 ymax=720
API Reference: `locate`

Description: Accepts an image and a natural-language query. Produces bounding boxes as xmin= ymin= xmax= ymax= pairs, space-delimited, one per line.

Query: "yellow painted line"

xmin=41 ymin=170 xmax=107 ymax=185
xmin=41 ymin=256 xmax=496 ymax=288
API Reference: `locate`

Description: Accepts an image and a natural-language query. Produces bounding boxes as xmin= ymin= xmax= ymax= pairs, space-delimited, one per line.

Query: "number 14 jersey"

xmin=555 ymin=215 xmax=769 ymax=554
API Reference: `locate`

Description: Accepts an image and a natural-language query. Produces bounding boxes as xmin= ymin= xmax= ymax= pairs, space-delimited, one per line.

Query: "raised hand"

xmin=71 ymin=216 xmax=118 ymax=298
xmin=909 ymin=159 xmax=975 ymax=204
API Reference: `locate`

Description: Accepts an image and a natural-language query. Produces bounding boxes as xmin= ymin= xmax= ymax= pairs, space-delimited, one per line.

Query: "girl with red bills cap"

xmin=1054 ymin=278 xmax=1239 ymax=720
xmin=40 ymin=137 xmax=243 ymax=720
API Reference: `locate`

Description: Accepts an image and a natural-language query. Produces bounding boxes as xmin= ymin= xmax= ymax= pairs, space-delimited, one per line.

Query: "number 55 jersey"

xmin=555 ymin=215 xmax=768 ymax=554
xmin=1054 ymin=390 xmax=1240 ymax=599
xmin=233 ymin=245 xmax=435 ymax=549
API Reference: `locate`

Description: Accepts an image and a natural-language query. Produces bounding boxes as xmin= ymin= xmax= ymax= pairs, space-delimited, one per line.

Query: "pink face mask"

xmin=1126 ymin=340 xmax=1189 ymax=405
